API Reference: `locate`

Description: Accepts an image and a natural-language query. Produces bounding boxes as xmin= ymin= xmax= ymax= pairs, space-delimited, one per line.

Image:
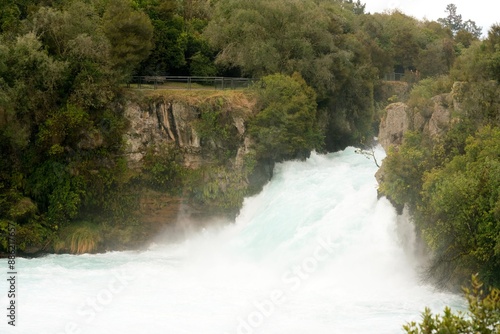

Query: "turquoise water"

xmin=0 ymin=147 xmax=463 ymax=334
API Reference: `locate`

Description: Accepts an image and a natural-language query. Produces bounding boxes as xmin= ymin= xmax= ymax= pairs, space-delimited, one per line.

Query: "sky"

xmin=363 ymin=0 xmax=499 ymax=36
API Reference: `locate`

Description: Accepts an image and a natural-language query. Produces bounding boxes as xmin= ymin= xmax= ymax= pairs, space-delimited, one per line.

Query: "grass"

xmin=127 ymin=86 xmax=257 ymax=113
xmin=54 ymin=221 xmax=102 ymax=254
xmin=125 ymin=80 xmax=253 ymax=91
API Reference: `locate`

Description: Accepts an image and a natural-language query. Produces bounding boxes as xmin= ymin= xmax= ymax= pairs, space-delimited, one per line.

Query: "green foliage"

xmin=404 ymin=275 xmax=500 ymax=333
xmin=437 ymin=4 xmax=482 ymax=38
xmin=0 ymin=1 xmax=21 ymax=34
xmin=138 ymin=16 xmax=187 ymax=75
xmin=0 ymin=0 xmax=155 ymax=253
xmin=102 ymin=0 xmax=154 ymax=77
xmin=55 ymin=221 xmax=102 ymax=254
xmin=452 ymin=80 xmax=500 ymax=128
xmin=379 ymin=131 xmax=432 ymax=209
xmin=381 ymin=27 xmax=500 ymax=287
xmin=387 ymin=12 xmax=425 ymax=69
xmin=37 ymin=104 xmax=93 ymax=153
xmin=194 ymin=101 xmax=230 ymax=142
xmin=189 ymin=51 xmax=216 ymax=76
xmin=185 ymin=164 xmax=250 ymax=215
xmin=382 ymin=125 xmax=500 ymax=288
xmin=141 ymin=144 xmax=186 ymax=193
xmin=31 ymin=2 xmax=102 ymax=56
xmin=407 ymin=76 xmax=453 ymax=118
xmin=26 ymin=160 xmax=86 ymax=227
xmin=438 ymin=4 xmax=464 ymax=35
xmin=420 ymin=127 xmax=500 ymax=287
xmin=205 ymin=0 xmax=344 ymax=84
xmin=15 ymin=220 xmax=54 ymax=251
xmin=192 ymin=98 xmax=241 ymax=161
xmin=451 ymin=42 xmax=493 ymax=82
xmin=416 ymin=38 xmax=456 ymax=77
xmin=343 ymin=0 xmax=365 ymax=15
xmin=249 ymin=73 xmax=322 ymax=161
xmin=136 ymin=0 xmax=215 ymax=77
xmin=137 ymin=0 xmax=178 ymax=20
xmin=382 ymin=123 xmax=500 ymax=287
xmin=2 ymin=32 xmax=68 ymax=121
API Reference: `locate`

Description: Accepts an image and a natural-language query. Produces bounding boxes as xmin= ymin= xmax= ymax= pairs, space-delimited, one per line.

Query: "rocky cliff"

xmin=125 ymin=98 xmax=203 ymax=169
xmin=376 ymin=83 xmax=459 ymax=211
xmin=378 ymin=92 xmax=453 ymax=151
xmin=121 ymin=91 xmax=272 ymax=232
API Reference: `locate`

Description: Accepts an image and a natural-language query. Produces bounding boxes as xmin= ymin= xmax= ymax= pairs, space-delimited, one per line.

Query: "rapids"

xmin=1 ymin=147 xmax=463 ymax=334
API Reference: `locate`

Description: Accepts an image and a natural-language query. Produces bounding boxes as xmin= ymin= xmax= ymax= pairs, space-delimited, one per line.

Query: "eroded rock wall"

xmin=378 ymin=93 xmax=453 ymax=151
xmin=124 ymin=99 xmax=202 ymax=169
xmin=121 ymin=92 xmax=272 ymax=232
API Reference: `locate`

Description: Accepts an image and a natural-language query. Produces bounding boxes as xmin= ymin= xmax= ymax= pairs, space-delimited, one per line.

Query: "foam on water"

xmin=1 ymin=147 xmax=463 ymax=334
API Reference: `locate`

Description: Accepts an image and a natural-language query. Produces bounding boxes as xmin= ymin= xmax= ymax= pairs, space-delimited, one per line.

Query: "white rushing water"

xmin=1 ymin=147 xmax=463 ymax=334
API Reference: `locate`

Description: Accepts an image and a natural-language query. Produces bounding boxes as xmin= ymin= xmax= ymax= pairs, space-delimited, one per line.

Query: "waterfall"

xmin=3 ymin=147 xmax=463 ymax=334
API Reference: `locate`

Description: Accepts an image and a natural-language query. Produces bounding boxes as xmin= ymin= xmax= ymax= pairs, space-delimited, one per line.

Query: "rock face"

xmin=378 ymin=94 xmax=452 ymax=151
xmin=426 ymin=94 xmax=451 ymax=138
xmin=378 ymin=102 xmax=411 ymax=150
xmin=123 ymin=95 xmax=259 ymax=170
xmin=121 ymin=92 xmax=273 ymax=232
xmin=124 ymin=99 xmax=202 ymax=169
xmin=377 ymin=89 xmax=454 ymax=210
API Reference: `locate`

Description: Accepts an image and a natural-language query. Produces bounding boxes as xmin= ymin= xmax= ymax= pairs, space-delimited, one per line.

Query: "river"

xmin=1 ymin=147 xmax=463 ymax=334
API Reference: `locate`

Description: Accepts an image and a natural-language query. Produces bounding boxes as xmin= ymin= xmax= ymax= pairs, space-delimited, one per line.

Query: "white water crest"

xmin=1 ymin=147 xmax=463 ymax=334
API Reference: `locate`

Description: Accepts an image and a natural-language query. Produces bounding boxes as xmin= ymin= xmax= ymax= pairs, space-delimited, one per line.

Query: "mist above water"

xmin=2 ymin=147 xmax=463 ymax=334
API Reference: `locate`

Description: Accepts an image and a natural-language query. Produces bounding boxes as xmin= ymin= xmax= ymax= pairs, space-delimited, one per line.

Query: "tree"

xmin=137 ymin=0 xmax=178 ymax=20
xmin=455 ymin=29 xmax=475 ymax=48
xmin=404 ymin=275 xmax=500 ymax=333
xmin=463 ymin=19 xmax=482 ymax=39
xmin=438 ymin=3 xmax=482 ymax=38
xmin=487 ymin=24 xmax=500 ymax=50
xmin=248 ymin=73 xmax=322 ymax=162
xmin=378 ymin=131 xmax=432 ymax=210
xmin=387 ymin=11 xmax=433 ymax=71
xmin=137 ymin=16 xmax=187 ymax=75
xmin=204 ymin=0 xmax=343 ymax=93
xmin=416 ymin=38 xmax=455 ymax=77
xmin=102 ymin=0 xmax=154 ymax=77
xmin=136 ymin=0 xmax=216 ymax=76
xmin=31 ymin=1 xmax=102 ymax=57
xmin=2 ymin=32 xmax=68 ymax=130
xmin=438 ymin=4 xmax=463 ymax=34
xmin=419 ymin=126 xmax=500 ymax=287
xmin=205 ymin=0 xmax=377 ymax=150
xmin=344 ymin=0 xmax=365 ymax=15
xmin=0 ymin=1 xmax=142 ymax=253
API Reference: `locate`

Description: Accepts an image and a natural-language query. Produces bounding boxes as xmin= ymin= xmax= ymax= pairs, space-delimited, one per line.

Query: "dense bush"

xmin=380 ymin=27 xmax=500 ymax=289
xmin=404 ymin=275 xmax=500 ymax=333
xmin=249 ymin=73 xmax=322 ymax=162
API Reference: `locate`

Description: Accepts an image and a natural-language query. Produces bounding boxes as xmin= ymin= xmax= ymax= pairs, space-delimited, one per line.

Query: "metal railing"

xmin=383 ymin=72 xmax=405 ymax=81
xmin=127 ymin=76 xmax=256 ymax=90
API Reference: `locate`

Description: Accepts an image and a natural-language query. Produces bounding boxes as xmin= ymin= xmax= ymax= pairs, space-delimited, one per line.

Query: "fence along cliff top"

xmin=128 ymin=76 xmax=255 ymax=90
